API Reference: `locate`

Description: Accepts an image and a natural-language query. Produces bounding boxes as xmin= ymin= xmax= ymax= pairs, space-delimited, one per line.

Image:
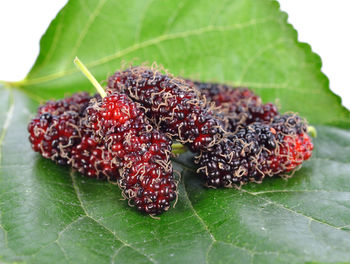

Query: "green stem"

xmin=74 ymin=57 xmax=107 ymax=98
xmin=307 ymin=125 xmax=317 ymax=138
xmin=172 ymin=142 xmax=187 ymax=155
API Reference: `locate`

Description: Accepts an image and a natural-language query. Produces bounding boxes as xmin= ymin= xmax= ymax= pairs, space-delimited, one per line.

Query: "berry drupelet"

xmin=107 ymin=67 xmax=225 ymax=152
xmin=83 ymin=90 xmax=177 ymax=215
xmin=196 ymin=114 xmax=313 ymax=188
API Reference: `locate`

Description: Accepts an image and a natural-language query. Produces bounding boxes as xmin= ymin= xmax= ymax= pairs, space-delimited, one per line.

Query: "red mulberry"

xmin=28 ymin=92 xmax=90 ymax=165
xmin=28 ymin=92 xmax=121 ymax=180
xmin=83 ymin=90 xmax=177 ymax=215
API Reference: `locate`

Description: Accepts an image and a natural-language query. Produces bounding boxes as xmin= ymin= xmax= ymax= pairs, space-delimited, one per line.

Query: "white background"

xmin=0 ymin=0 xmax=349 ymax=110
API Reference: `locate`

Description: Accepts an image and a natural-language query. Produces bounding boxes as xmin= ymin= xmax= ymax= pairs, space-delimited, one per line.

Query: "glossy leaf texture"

xmin=1 ymin=0 xmax=350 ymax=263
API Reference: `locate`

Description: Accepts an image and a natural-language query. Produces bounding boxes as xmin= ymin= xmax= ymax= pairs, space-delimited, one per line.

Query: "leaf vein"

xmin=163 ymin=0 xmax=188 ymax=34
xmin=0 ymin=211 xmax=9 ymax=253
xmin=21 ymin=17 xmax=276 ymax=86
xmin=134 ymin=0 xmax=155 ymax=43
xmin=110 ymin=244 xmax=126 ymax=264
xmin=237 ymin=38 xmax=290 ymax=82
xmin=243 ymin=189 xmax=347 ymax=231
xmin=55 ymin=240 xmax=72 ymax=264
xmin=70 ymin=170 xmax=157 ymax=264
xmin=205 ymin=241 xmax=214 ymax=264
xmin=182 ymin=171 xmax=216 ymax=243
xmin=39 ymin=19 xmax=64 ymax=70
xmin=251 ymin=189 xmax=350 ymax=195
xmin=0 ymin=90 xmax=14 ymax=166
xmin=67 ymin=0 xmax=108 ymax=63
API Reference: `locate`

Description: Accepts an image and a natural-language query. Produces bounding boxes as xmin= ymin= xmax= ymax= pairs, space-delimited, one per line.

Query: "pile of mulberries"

xmin=28 ymin=64 xmax=314 ymax=215
xmin=28 ymin=90 xmax=177 ymax=215
xmin=190 ymin=81 xmax=313 ymax=187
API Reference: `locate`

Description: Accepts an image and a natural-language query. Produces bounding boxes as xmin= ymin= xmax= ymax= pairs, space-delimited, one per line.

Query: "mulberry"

xmin=107 ymin=67 xmax=225 ymax=152
xmin=83 ymin=90 xmax=177 ymax=215
xmin=196 ymin=122 xmax=276 ymax=187
xmin=268 ymin=114 xmax=313 ymax=174
xmin=28 ymin=92 xmax=121 ymax=180
xmin=191 ymin=81 xmax=279 ymax=131
xmin=28 ymin=93 xmax=90 ymax=165
xmin=196 ymin=114 xmax=313 ymax=187
xmin=37 ymin=92 xmax=91 ymax=115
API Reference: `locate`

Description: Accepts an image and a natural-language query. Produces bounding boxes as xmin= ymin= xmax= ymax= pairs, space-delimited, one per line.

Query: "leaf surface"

xmin=1 ymin=0 xmax=350 ymax=263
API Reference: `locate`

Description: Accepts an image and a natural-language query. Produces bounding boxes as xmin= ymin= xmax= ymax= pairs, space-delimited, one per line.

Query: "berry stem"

xmin=172 ymin=142 xmax=187 ymax=155
xmin=74 ymin=57 xmax=107 ymax=98
xmin=307 ymin=125 xmax=317 ymax=138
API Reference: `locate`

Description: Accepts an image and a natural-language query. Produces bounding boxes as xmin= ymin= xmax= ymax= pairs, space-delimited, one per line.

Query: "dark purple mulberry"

xmin=107 ymin=67 xmax=225 ymax=152
xmin=196 ymin=114 xmax=313 ymax=187
xmin=191 ymin=81 xmax=279 ymax=131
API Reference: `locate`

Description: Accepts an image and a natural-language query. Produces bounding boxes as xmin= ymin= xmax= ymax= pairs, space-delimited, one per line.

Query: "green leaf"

xmin=1 ymin=0 xmax=349 ymax=263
